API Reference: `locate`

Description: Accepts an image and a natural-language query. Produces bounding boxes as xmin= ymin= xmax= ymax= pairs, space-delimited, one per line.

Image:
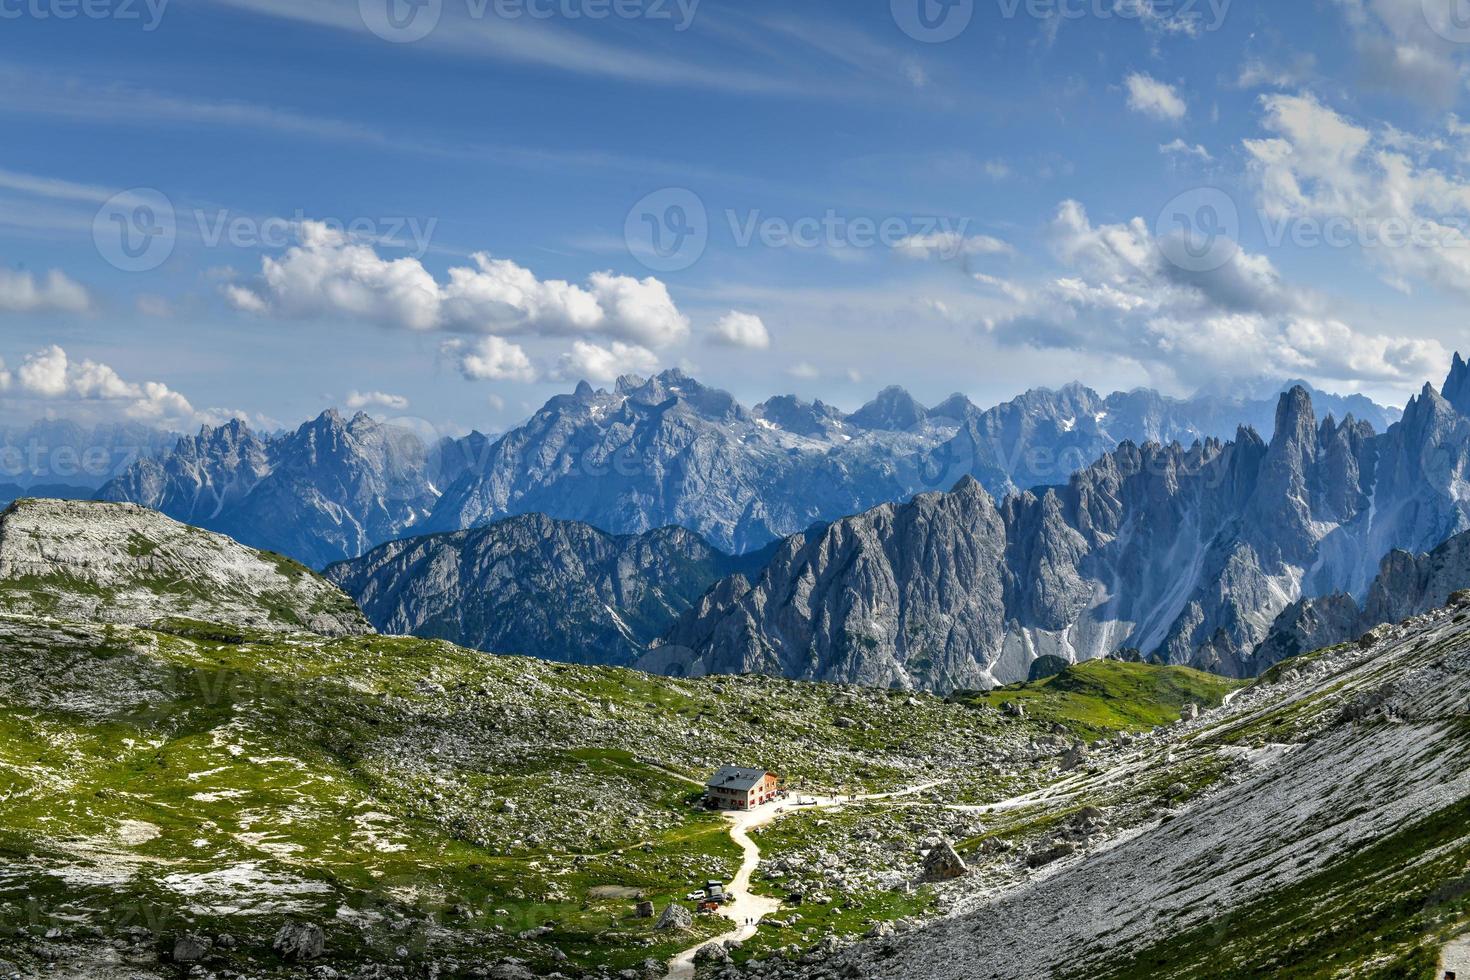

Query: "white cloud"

xmin=1244 ymin=92 xmax=1470 ymax=297
xmin=895 ymin=232 xmax=1013 ymax=261
xmin=0 ymin=268 xmax=91 ymax=314
xmin=222 ymin=284 xmax=269 ymax=314
xmin=9 ymin=345 xmax=204 ymax=424
xmin=1236 ymin=56 xmax=1316 ymax=91
xmin=556 ymin=341 xmax=659 ymax=384
xmin=986 ymin=200 xmax=1445 ymax=393
xmin=709 ymin=312 xmax=772 ymax=350
xmin=787 ymin=362 xmax=820 ymax=380
xmin=1335 ymin=0 xmax=1466 ymax=106
xmin=227 ymin=221 xmax=690 ymax=348
xmin=345 ymin=390 xmax=410 ymax=412
xmin=448 ymin=336 xmax=539 ymax=383
xmin=1124 ymin=73 xmax=1187 ymax=122
xmin=0 ymin=358 xmax=10 ymax=391
xmin=1160 ymin=139 xmax=1213 ymax=161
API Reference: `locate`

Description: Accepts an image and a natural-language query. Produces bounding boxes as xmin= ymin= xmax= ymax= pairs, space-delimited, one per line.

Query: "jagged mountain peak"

xmin=752 ymin=394 xmax=846 ymax=437
xmin=1266 ymin=386 xmax=1321 ymax=471
xmin=928 ymin=393 xmax=979 ymax=421
xmin=848 ymin=385 xmax=928 ymax=431
xmin=1442 ymin=351 xmax=1470 ymax=416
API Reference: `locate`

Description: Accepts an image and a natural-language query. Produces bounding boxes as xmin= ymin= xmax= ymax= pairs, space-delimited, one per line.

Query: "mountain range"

xmin=98 ymin=412 xmax=492 ymax=569
xmin=634 ymin=357 xmax=1470 ymax=689
xmin=96 ymin=371 xmax=1399 ymax=567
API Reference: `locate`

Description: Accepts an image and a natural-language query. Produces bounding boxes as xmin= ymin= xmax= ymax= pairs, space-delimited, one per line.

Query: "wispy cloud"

xmin=207 ymin=0 xmax=801 ymax=96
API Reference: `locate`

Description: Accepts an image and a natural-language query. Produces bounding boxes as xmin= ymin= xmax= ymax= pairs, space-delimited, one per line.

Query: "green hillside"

xmin=0 ymin=609 xmax=1254 ymax=977
xmin=961 ymin=660 xmax=1243 ymax=741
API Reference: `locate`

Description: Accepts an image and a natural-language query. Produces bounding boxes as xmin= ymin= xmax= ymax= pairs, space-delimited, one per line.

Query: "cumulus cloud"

xmin=9 ymin=345 xmax=203 ymax=423
xmin=0 ymin=268 xmax=91 ymax=314
xmin=556 ymin=341 xmax=660 ymax=384
xmin=447 ymin=336 xmax=539 ymax=383
xmin=345 ymin=390 xmax=410 ymax=412
xmin=227 ymin=221 xmax=690 ymax=348
xmin=1124 ymin=73 xmax=1187 ymax=122
xmin=1244 ymin=92 xmax=1470 ymax=297
xmin=985 ymin=201 xmax=1445 ymax=392
xmin=708 ymin=312 xmax=772 ymax=350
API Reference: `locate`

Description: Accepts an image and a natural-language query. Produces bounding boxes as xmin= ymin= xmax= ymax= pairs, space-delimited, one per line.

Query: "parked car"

xmin=686 ymin=890 xmax=706 ymax=901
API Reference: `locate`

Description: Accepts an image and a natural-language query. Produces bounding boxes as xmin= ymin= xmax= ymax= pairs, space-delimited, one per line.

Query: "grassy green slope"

xmin=0 ymin=612 xmax=1245 ymax=977
xmin=960 ymin=660 xmax=1243 ymax=741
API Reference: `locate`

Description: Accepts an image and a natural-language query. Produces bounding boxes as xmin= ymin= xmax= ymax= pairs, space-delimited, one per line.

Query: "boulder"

xmin=694 ymin=943 xmax=731 ymax=965
xmin=271 ymin=921 xmax=325 ymax=962
xmin=634 ymin=900 xmax=655 ymax=919
xmin=172 ymin=934 xmax=210 ymax=963
xmin=1180 ymin=703 xmax=1200 ymax=723
xmin=1061 ymin=742 xmax=1089 ymax=771
xmin=1026 ymin=841 xmax=1077 ymax=868
xmin=921 ymin=839 xmax=968 ymax=882
xmin=654 ymin=903 xmax=693 ymax=931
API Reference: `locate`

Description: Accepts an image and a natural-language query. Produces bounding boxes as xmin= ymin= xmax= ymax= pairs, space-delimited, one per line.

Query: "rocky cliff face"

xmin=647 ymin=364 xmax=1470 ymax=689
xmin=0 ymin=498 xmax=369 ymax=636
xmin=327 ymin=514 xmax=762 ymax=666
xmin=1250 ymin=526 xmax=1470 ymax=674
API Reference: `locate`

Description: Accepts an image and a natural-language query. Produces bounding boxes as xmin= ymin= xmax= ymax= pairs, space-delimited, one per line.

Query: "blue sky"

xmin=4 ymin=0 xmax=1470 ymax=434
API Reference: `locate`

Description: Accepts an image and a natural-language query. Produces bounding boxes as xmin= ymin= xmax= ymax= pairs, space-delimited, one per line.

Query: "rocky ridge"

xmin=0 ymin=498 xmax=369 ymax=636
xmin=327 ymin=513 xmax=767 ymax=667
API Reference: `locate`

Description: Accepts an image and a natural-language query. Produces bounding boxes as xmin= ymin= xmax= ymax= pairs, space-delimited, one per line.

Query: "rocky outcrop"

xmin=327 ymin=514 xmax=759 ymax=667
xmin=0 ymin=498 xmax=369 ymax=636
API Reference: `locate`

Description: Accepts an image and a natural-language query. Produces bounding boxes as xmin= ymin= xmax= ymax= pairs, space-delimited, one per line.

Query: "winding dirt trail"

xmin=665 ymin=781 xmax=947 ymax=979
